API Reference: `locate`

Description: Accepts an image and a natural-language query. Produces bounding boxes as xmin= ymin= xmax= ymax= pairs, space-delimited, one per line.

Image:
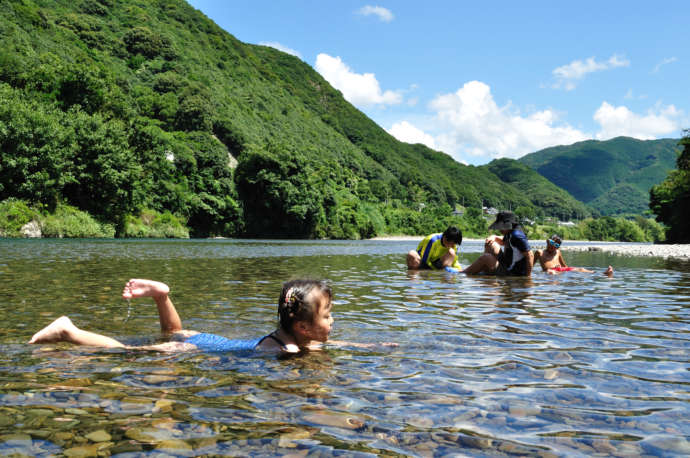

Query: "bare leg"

xmin=122 ymin=279 xmax=182 ymax=333
xmin=29 ymin=316 xmax=125 ymax=348
xmin=439 ymin=248 xmax=457 ymax=268
xmin=29 ymin=317 xmax=197 ymax=352
xmin=484 ymin=239 xmax=501 ymax=257
xmin=571 ymin=267 xmax=595 ymax=273
xmin=462 ymin=253 xmax=499 ymax=275
xmin=406 ymin=250 xmax=422 ymax=269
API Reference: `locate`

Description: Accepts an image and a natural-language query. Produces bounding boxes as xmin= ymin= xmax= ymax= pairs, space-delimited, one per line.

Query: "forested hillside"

xmin=518 ymin=137 xmax=679 ymax=215
xmin=483 ymin=159 xmax=593 ymax=220
xmin=0 ymin=0 xmax=588 ymax=238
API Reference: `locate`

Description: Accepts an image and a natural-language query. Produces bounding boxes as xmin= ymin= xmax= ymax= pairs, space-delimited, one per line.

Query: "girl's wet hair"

xmin=278 ymin=279 xmax=332 ymax=332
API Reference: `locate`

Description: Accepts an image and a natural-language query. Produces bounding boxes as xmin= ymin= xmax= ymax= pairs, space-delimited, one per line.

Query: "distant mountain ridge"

xmin=482 ymin=158 xmax=593 ymax=220
xmin=518 ymin=137 xmax=680 ymax=215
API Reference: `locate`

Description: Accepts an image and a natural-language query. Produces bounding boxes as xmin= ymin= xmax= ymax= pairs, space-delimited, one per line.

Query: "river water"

xmin=0 ymin=239 xmax=688 ymax=456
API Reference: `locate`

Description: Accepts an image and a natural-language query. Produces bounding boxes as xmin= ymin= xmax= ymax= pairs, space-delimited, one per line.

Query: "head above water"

xmin=442 ymin=226 xmax=463 ymax=246
xmin=488 ymin=211 xmax=520 ymax=232
xmin=547 ymin=234 xmax=562 ymax=249
xmin=278 ymin=279 xmax=332 ymax=333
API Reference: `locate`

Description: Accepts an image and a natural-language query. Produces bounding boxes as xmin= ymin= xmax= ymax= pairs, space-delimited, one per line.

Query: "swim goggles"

xmin=547 ymin=239 xmax=560 ymax=248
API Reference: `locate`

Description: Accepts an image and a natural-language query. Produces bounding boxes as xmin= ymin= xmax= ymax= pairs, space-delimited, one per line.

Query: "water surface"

xmin=0 ymin=239 xmax=688 ymax=456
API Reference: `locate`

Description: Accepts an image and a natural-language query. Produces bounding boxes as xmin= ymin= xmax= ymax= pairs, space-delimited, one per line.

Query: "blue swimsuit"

xmin=184 ymin=332 xmax=285 ymax=352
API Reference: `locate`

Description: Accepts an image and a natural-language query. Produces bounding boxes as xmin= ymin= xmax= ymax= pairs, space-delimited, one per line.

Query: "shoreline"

xmin=370 ymin=236 xmax=690 ymax=261
xmin=558 ymin=243 xmax=690 ymax=261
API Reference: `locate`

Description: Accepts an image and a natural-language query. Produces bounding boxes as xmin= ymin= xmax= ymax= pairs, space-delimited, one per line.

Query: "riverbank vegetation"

xmin=524 ymin=216 xmax=665 ymax=243
xmin=0 ymin=195 xmax=665 ymax=242
xmin=0 ymin=198 xmax=186 ymax=238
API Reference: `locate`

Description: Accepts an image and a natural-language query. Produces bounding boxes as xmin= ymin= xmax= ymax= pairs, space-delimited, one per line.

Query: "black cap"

xmin=488 ymin=211 xmax=518 ymax=231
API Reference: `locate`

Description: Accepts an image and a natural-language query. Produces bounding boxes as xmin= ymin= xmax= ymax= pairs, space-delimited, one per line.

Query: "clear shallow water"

xmin=0 ymin=239 xmax=688 ymax=457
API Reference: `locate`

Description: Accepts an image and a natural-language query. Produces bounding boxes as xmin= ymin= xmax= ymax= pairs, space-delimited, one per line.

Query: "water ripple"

xmin=0 ymin=240 xmax=688 ymax=456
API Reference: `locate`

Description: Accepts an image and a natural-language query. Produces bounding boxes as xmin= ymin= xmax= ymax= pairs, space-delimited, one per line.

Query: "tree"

xmin=235 ymin=143 xmax=323 ymax=238
xmin=0 ymin=85 xmax=73 ymax=210
xmin=61 ymin=110 xmax=142 ymax=235
xmin=650 ymin=132 xmax=690 ymax=243
xmin=515 ymin=205 xmax=536 ymax=221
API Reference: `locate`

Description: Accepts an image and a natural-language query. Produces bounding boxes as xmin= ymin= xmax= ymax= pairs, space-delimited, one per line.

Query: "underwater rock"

xmin=642 ymin=435 xmax=690 ymax=455
xmin=153 ymin=399 xmax=174 ymax=413
xmin=85 ymin=430 xmax=111 ymax=442
xmin=278 ymin=429 xmax=312 ymax=448
xmin=156 ymin=439 xmax=193 ymax=450
xmin=591 ymin=439 xmax=617 ymax=454
xmin=63 ymin=442 xmax=112 ymax=457
xmin=302 ymin=412 xmax=365 ymax=430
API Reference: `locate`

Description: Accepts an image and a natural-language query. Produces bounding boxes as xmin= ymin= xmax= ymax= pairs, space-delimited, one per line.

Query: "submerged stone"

xmin=85 ymin=430 xmax=111 ymax=442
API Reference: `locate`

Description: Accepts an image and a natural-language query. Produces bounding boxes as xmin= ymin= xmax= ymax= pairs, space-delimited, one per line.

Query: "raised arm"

xmin=534 ymin=249 xmax=548 ymax=271
xmin=557 ymin=250 xmax=568 ymax=268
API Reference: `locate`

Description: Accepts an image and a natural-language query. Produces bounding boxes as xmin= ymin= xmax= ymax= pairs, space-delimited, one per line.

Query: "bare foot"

xmin=122 ymin=279 xmax=170 ymax=300
xmin=604 ymin=265 xmax=614 ymax=277
xmin=29 ymin=316 xmax=76 ymax=344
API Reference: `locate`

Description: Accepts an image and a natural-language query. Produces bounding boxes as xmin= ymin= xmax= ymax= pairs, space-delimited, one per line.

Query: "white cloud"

xmin=357 ymin=5 xmax=394 ymax=22
xmin=552 ymin=54 xmax=630 ymax=90
xmin=593 ymin=102 xmax=682 ymax=140
xmin=429 ymin=81 xmax=589 ymax=160
xmin=387 ymin=121 xmax=436 ymax=149
xmin=652 ymin=56 xmax=677 ymax=73
xmin=259 ymin=41 xmax=302 ymax=58
xmin=314 ymin=53 xmax=403 ymax=107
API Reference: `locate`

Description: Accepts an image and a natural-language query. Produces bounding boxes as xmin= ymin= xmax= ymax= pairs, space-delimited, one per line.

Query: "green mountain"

xmin=0 ymin=0 xmax=599 ymax=238
xmin=518 ymin=137 xmax=680 ymax=215
xmin=483 ymin=158 xmax=593 ymax=220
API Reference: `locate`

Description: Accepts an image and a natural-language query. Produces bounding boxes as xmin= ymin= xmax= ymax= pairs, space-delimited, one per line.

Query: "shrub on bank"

xmin=0 ymin=198 xmax=39 ymax=237
xmin=379 ymin=204 xmax=488 ymax=239
xmin=41 ymin=204 xmax=115 ymax=238
xmin=124 ymin=209 xmax=189 ymax=238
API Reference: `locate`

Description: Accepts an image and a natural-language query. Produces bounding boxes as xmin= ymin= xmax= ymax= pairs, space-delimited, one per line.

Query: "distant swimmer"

xmin=407 ymin=226 xmax=463 ymax=271
xmin=534 ymin=235 xmax=613 ymax=277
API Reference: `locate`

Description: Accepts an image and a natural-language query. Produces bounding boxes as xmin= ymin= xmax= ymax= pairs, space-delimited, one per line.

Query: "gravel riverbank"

xmin=560 ymin=243 xmax=690 ymax=261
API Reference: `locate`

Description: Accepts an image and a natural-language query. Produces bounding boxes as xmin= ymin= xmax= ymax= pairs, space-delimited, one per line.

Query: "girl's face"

xmin=303 ymin=290 xmax=333 ymax=342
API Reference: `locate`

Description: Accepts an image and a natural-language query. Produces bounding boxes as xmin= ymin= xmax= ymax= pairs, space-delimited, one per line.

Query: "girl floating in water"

xmin=29 ymin=278 xmax=345 ymax=354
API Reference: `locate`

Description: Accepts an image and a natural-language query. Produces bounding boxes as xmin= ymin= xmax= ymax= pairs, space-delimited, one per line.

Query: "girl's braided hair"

xmin=278 ymin=279 xmax=332 ymax=332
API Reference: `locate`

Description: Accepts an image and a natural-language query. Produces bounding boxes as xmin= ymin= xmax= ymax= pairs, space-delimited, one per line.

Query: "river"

xmin=0 ymin=239 xmax=688 ymax=456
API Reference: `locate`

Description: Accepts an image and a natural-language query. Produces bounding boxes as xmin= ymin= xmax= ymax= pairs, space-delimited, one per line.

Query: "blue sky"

xmin=187 ymin=1 xmax=689 ymax=165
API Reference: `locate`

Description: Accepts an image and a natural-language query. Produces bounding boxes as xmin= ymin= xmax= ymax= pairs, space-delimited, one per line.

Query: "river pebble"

xmin=84 ymin=430 xmax=111 ymax=442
